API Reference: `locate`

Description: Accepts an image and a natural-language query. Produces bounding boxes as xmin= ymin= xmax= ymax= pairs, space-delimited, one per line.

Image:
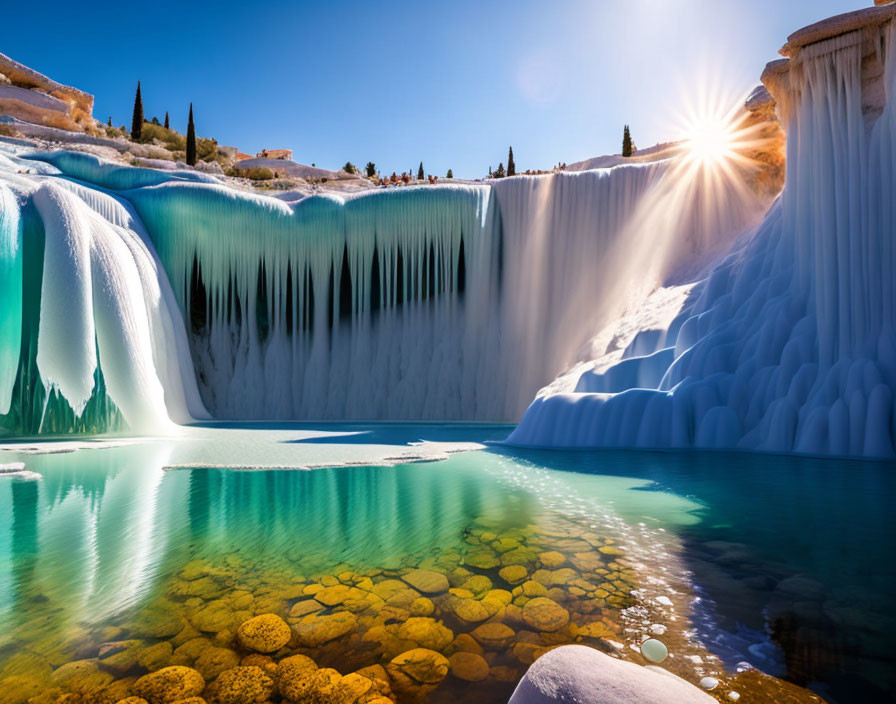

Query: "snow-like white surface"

xmin=565 ymin=141 xmax=679 ymax=172
xmin=508 ymin=21 xmax=896 ymax=458
xmin=508 ymin=645 xmax=716 ymax=704
xmin=0 ymin=110 xmax=764 ymax=433
xmin=0 ymin=461 xmax=40 ymax=480
xmin=0 ymin=424 xmax=496 ymax=470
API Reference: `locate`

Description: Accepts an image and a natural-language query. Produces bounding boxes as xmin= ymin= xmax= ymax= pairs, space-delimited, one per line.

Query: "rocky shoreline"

xmin=0 ymin=511 xmax=826 ymax=704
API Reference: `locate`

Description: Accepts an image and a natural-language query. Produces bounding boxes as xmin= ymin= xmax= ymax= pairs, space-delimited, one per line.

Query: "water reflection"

xmin=0 ymin=439 xmax=535 ymax=653
xmin=2 ymin=434 xmax=890 ymax=702
xmin=0 ymin=431 xmax=702 ymax=662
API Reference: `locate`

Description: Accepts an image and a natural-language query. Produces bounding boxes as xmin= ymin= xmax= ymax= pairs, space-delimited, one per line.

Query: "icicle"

xmin=0 ymin=184 xmax=22 ymax=415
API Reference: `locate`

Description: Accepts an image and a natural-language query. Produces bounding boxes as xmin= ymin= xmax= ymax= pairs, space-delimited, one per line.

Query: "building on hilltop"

xmin=256 ymin=148 xmax=292 ymax=160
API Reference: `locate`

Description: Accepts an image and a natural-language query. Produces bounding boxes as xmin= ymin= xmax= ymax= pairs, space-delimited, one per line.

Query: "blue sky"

xmin=2 ymin=0 xmax=860 ymax=178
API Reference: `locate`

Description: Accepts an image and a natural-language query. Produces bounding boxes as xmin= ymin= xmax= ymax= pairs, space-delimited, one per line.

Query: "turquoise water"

xmin=496 ymin=446 xmax=896 ymax=703
xmin=0 ymin=425 xmax=892 ymax=703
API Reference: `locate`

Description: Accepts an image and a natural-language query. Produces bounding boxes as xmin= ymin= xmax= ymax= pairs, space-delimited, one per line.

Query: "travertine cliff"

xmin=0 ymin=51 xmax=95 ymax=131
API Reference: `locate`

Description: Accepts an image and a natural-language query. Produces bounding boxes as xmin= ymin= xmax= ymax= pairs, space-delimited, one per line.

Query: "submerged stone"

xmin=402 ymin=569 xmax=450 ymax=594
xmin=133 ymin=666 xmax=205 ymax=704
xmin=276 ymin=654 xmax=318 ymax=700
xmin=500 ymin=565 xmax=529 ymax=584
xmin=0 ymin=675 xmax=44 ymax=704
xmin=51 ymin=659 xmax=114 ymax=692
xmin=278 ymin=667 xmax=341 ymax=701
xmin=137 ymin=642 xmax=174 ymax=672
xmin=539 ymin=552 xmax=567 ymax=568
xmin=206 ymin=665 xmax=274 ymax=704
xmin=577 ymin=622 xmax=615 ymax=640
xmin=450 ymin=633 xmax=484 ymax=655
xmin=313 ymin=584 xmax=366 ymax=607
xmin=522 ymin=597 xmax=569 ymax=632
xmin=292 ymin=611 xmax=357 ymax=647
xmin=598 ymin=545 xmax=624 ymax=556
xmin=465 ymin=550 xmax=501 ymax=570
xmin=287 ymin=600 xmax=325 ymax=620
xmin=471 ymin=622 xmax=515 ymax=649
xmin=409 ymin=597 xmax=435 ymax=617
xmin=640 ymin=638 xmax=668 ymax=664
xmin=699 ymin=676 xmax=719 ymax=690
xmin=396 ymin=617 xmax=454 ymax=651
xmin=461 ymin=575 xmax=493 ymax=596
xmin=387 ymin=648 xmax=450 ymax=687
xmin=236 ymin=614 xmax=290 ymax=653
xmin=193 ymin=647 xmax=240 ymax=680
xmin=449 ymin=651 xmax=490 ymax=682
xmin=448 ymin=596 xmax=491 ymax=623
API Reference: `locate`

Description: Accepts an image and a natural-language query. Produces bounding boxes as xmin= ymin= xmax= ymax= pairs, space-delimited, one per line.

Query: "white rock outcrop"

xmin=0 ymin=51 xmax=94 ymax=130
xmin=507 ymin=645 xmax=716 ymax=704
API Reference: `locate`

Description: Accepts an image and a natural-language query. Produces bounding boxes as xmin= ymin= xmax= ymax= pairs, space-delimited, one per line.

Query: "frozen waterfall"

xmin=0 ymin=148 xmax=206 ymax=434
xmin=0 ymin=138 xmax=761 ymax=433
xmin=508 ymin=11 xmax=896 ymax=458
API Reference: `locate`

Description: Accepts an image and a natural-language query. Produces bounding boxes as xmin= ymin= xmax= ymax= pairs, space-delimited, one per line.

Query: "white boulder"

xmin=508 ymin=645 xmax=716 ymax=704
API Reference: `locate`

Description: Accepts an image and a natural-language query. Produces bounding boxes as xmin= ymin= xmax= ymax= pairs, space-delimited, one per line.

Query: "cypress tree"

xmin=622 ymin=125 xmax=633 ymax=157
xmin=417 ymin=162 xmax=424 ymax=180
xmin=164 ymin=111 xmax=169 ymax=129
xmin=131 ymin=81 xmax=143 ymax=140
xmin=186 ymin=103 xmax=197 ymax=166
xmin=507 ymin=146 xmax=515 ymax=176
xmin=107 ymin=116 xmax=112 ymax=127
xmin=495 ymin=162 xmax=505 ymax=178
xmin=446 ymin=169 xmax=453 ymax=179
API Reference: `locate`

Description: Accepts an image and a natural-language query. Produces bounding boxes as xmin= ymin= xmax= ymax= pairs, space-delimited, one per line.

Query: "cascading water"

xmin=126 ymin=163 xmax=678 ymax=421
xmin=1 ymin=141 xmax=759 ymax=433
xmin=0 ymin=149 xmax=207 ymax=435
xmin=509 ymin=10 xmax=896 ymax=459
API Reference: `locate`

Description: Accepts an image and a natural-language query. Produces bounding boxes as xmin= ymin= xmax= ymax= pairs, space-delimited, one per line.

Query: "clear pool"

xmin=0 ymin=424 xmax=892 ymax=703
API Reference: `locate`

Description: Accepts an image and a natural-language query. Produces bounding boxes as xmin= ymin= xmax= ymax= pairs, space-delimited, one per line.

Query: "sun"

xmin=684 ymin=117 xmax=736 ymax=165
xmin=667 ymin=73 xmax=765 ymax=174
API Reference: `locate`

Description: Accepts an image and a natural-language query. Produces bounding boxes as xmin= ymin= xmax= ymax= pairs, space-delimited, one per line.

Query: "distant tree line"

xmin=347 ymin=159 xmax=454 ymax=183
